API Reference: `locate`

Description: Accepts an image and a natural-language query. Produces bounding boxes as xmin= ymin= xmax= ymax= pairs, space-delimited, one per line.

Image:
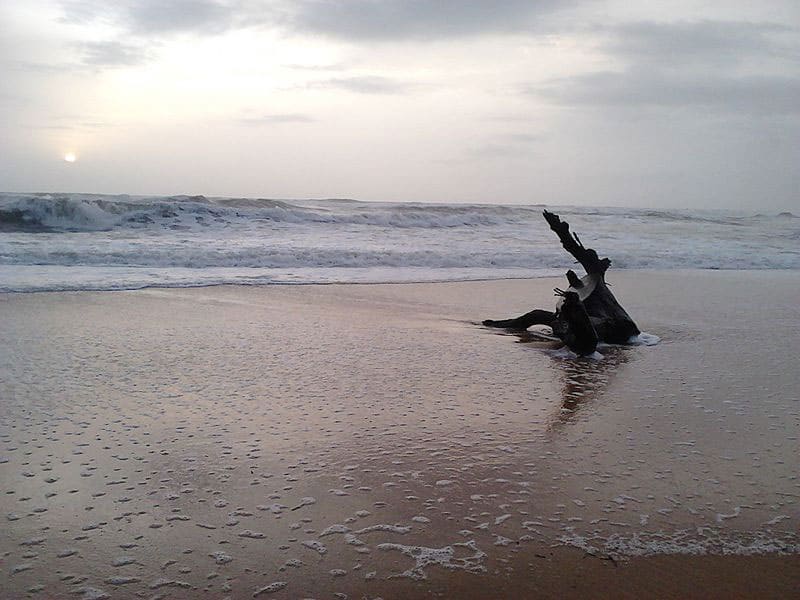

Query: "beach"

xmin=1 ymin=270 xmax=799 ymax=599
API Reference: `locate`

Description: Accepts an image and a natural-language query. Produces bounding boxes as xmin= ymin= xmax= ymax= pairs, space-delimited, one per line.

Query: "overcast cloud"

xmin=57 ymin=0 xmax=571 ymax=39
xmin=537 ymin=20 xmax=800 ymax=114
xmin=608 ymin=20 xmax=795 ymax=67
xmin=238 ymin=113 xmax=315 ymax=125
xmin=286 ymin=0 xmax=571 ymax=40
xmin=76 ymin=40 xmax=151 ymax=67
xmin=1 ymin=0 xmax=798 ymax=210
xmin=58 ymin=0 xmax=251 ymax=35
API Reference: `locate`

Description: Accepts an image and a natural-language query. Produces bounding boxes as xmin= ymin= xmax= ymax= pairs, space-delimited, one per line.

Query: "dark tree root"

xmin=484 ymin=211 xmax=640 ymax=356
xmin=482 ymin=309 xmax=555 ymax=330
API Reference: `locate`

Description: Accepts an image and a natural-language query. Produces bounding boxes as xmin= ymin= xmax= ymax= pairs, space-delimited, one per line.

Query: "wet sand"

xmin=1 ymin=270 xmax=799 ymax=599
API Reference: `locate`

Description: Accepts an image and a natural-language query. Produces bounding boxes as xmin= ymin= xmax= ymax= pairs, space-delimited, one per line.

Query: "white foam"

xmin=546 ymin=347 xmax=605 ymax=360
xmin=253 ymin=581 xmax=287 ymax=596
xmin=291 ymin=497 xmax=316 ymax=511
xmin=559 ymin=528 xmax=800 ymax=557
xmin=238 ymin=530 xmax=266 ymax=539
xmin=209 ymin=551 xmax=233 ymax=564
xmin=11 ymin=563 xmax=33 ymax=574
xmin=148 ymin=579 xmax=192 ymax=590
xmin=301 ymin=540 xmax=327 ymax=555
xmin=411 ymin=516 xmax=431 ymax=523
xmin=763 ymin=515 xmax=790 ymax=526
xmin=354 ymin=524 xmax=411 ymax=535
xmin=75 ymin=588 xmax=110 ymax=600
xmin=105 ymin=576 xmax=140 ymax=585
xmin=377 ymin=540 xmax=487 ymax=580
xmin=716 ymin=507 xmax=743 ymax=522
xmin=628 ymin=332 xmax=661 ymax=346
xmin=320 ymin=524 xmax=351 ymax=536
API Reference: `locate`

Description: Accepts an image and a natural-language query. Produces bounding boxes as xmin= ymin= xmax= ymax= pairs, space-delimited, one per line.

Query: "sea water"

xmin=1 ymin=192 xmax=797 ymax=292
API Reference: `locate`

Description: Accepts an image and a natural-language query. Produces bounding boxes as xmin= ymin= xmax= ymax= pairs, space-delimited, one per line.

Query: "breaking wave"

xmin=0 ymin=193 xmax=531 ymax=232
xmin=1 ymin=192 xmax=798 ymax=292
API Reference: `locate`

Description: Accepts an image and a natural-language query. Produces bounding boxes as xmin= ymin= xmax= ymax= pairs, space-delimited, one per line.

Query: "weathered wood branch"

xmin=483 ymin=309 xmax=555 ymax=330
xmin=542 ymin=210 xmax=611 ymax=275
xmin=483 ymin=211 xmax=640 ymax=355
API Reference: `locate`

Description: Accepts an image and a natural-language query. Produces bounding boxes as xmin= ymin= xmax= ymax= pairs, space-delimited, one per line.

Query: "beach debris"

xmin=483 ymin=210 xmax=641 ymax=356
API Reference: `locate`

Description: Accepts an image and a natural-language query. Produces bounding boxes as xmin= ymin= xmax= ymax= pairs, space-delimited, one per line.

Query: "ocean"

xmin=1 ymin=192 xmax=798 ymax=292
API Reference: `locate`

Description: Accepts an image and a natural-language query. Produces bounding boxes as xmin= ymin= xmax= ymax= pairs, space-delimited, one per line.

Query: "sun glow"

xmin=64 ymin=152 xmax=77 ymax=163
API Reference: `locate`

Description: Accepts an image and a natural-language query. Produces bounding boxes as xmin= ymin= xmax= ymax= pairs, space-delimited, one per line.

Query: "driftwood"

xmin=483 ymin=210 xmax=640 ymax=355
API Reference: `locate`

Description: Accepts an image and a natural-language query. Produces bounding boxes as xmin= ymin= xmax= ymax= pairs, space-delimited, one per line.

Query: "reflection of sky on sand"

xmin=494 ymin=324 xmax=633 ymax=429
xmin=2 ymin=273 xmax=799 ymax=597
xmin=547 ymin=345 xmax=631 ymax=430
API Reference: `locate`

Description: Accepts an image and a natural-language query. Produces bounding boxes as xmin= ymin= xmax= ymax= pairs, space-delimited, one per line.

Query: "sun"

xmin=63 ymin=152 xmax=77 ymax=163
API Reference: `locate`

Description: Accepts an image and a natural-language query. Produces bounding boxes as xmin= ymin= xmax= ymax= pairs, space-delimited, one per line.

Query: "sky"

xmin=1 ymin=0 xmax=799 ymax=210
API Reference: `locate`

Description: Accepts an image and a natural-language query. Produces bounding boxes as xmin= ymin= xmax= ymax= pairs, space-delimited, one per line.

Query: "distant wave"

xmin=0 ymin=193 xmax=536 ymax=232
xmin=2 ymin=193 xmax=793 ymax=234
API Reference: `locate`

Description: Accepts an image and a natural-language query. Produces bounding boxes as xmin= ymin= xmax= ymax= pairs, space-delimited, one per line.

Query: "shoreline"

xmin=2 ymin=271 xmax=799 ymax=598
xmin=2 ymin=267 xmax=800 ymax=296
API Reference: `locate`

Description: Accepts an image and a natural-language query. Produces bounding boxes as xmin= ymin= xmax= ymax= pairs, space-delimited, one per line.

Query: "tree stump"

xmin=483 ymin=210 xmax=640 ymax=355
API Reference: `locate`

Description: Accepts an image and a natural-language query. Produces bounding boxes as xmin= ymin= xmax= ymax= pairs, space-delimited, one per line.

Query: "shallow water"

xmin=1 ymin=271 xmax=798 ymax=598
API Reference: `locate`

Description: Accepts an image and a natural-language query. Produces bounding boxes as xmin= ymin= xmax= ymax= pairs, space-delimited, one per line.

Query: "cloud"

xmin=286 ymin=0 xmax=569 ymax=40
xmin=309 ymin=75 xmax=413 ymax=94
xmin=34 ymin=121 xmax=117 ymax=131
xmin=607 ymin=20 xmax=797 ymax=68
xmin=58 ymin=0 xmax=260 ymax=36
xmin=7 ymin=60 xmax=69 ymax=74
xmin=532 ymin=20 xmax=800 ymax=115
xmin=539 ymin=70 xmax=800 ymax=114
xmin=284 ymin=62 xmax=349 ymax=72
xmin=0 ymin=91 xmax=27 ymax=103
xmin=77 ymin=41 xmax=150 ymax=67
xmin=464 ymin=132 xmax=543 ymax=160
xmin=238 ymin=113 xmax=315 ymax=124
xmin=58 ymin=0 xmax=570 ymax=40
xmin=30 ymin=113 xmax=120 ymax=131
xmin=500 ymin=133 xmax=543 ymax=144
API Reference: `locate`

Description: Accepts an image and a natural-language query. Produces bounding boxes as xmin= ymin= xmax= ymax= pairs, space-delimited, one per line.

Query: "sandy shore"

xmin=1 ymin=271 xmax=799 ymax=599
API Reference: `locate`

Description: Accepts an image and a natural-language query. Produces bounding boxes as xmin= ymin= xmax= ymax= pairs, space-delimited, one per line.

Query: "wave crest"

xmin=0 ymin=194 xmax=528 ymax=232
